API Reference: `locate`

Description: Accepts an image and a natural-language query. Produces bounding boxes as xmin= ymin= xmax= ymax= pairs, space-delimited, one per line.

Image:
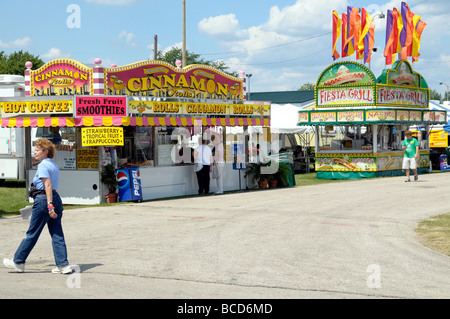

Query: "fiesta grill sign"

xmin=315 ymin=60 xmax=429 ymax=109
xmin=317 ymin=86 xmax=374 ymax=107
xmin=377 ymin=86 xmax=427 ymax=107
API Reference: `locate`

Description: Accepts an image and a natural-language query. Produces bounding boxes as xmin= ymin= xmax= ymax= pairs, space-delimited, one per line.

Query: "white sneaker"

xmin=3 ymin=258 xmax=25 ymax=273
xmin=52 ymin=264 xmax=74 ymax=274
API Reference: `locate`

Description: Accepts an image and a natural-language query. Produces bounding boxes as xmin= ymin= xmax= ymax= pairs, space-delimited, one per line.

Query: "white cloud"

xmin=265 ymin=0 xmax=348 ymax=35
xmin=116 ymin=30 xmax=137 ymax=47
xmin=41 ymin=48 xmax=71 ymax=60
xmin=198 ymin=14 xmax=247 ymax=41
xmin=0 ymin=36 xmax=32 ymax=49
xmin=196 ymin=0 xmax=351 ymax=91
xmin=195 ymin=0 xmax=450 ymax=92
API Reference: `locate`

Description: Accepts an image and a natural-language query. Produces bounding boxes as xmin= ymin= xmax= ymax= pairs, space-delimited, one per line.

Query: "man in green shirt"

xmin=402 ymin=130 xmax=419 ymax=182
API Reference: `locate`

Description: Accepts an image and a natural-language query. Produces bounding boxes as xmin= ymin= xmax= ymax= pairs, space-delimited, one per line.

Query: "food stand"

xmin=297 ymin=60 xmax=447 ymax=179
xmin=0 ymin=58 xmax=270 ymax=204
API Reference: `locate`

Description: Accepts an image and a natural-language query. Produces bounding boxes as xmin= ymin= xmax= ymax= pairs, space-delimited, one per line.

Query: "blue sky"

xmin=1 ymin=0 xmax=449 ymax=97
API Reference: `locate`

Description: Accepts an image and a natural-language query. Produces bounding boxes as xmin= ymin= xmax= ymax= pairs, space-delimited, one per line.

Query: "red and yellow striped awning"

xmin=0 ymin=116 xmax=270 ymax=128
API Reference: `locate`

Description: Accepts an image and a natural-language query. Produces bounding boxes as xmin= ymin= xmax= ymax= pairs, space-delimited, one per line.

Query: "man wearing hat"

xmin=402 ymin=130 xmax=419 ymax=182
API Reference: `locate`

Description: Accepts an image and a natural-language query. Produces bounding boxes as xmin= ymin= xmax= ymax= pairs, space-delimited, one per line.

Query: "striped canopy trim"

xmin=0 ymin=116 xmax=270 ymax=128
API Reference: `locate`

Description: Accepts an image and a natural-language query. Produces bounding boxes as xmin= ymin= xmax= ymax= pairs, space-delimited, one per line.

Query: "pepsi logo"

xmin=116 ymin=171 xmax=128 ymax=188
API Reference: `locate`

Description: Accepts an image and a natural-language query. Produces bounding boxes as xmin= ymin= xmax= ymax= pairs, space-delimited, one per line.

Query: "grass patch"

xmin=2 ymin=173 xmax=343 ymax=217
xmin=0 ymin=180 xmax=29 ymax=217
xmin=415 ymin=214 xmax=450 ymax=256
xmin=294 ymin=172 xmax=349 ymax=187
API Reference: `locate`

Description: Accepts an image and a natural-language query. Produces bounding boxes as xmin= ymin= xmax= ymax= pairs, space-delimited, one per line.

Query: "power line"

xmin=232 ymin=47 xmax=329 ymax=66
xmin=198 ymin=32 xmax=331 ymax=57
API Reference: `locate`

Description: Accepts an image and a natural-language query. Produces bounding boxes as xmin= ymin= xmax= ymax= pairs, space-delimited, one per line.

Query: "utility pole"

xmin=440 ymin=82 xmax=449 ymax=102
xmin=153 ymin=34 xmax=157 ymax=60
xmin=182 ymin=0 xmax=186 ymax=67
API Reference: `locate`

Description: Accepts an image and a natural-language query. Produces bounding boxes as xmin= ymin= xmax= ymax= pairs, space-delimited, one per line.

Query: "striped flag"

xmin=412 ymin=16 xmax=426 ymax=62
xmin=400 ymin=2 xmax=414 ymax=59
xmin=384 ymin=9 xmax=395 ymax=65
xmin=341 ymin=13 xmax=349 ymax=57
xmin=332 ymin=10 xmax=341 ymax=60
xmin=359 ymin=8 xmax=374 ymax=62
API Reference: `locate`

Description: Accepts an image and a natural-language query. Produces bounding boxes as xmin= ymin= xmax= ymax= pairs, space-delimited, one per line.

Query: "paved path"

xmin=1 ymin=173 xmax=449 ymax=299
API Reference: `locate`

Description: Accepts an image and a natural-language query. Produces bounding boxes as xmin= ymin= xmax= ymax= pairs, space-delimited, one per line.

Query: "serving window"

xmin=317 ymin=125 xmax=372 ymax=152
xmin=116 ymin=126 xmax=154 ymax=167
xmin=31 ymin=126 xmax=78 ymax=169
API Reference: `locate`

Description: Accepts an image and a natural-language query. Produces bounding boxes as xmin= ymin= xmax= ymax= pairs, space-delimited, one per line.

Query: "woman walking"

xmin=3 ymin=138 xmax=71 ymax=274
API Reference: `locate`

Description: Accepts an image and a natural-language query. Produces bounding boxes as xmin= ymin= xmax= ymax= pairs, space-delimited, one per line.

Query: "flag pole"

xmin=182 ymin=0 xmax=186 ymax=67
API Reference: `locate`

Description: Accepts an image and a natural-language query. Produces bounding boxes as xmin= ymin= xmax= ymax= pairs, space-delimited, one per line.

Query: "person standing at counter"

xmin=211 ymin=134 xmax=225 ymax=194
xmin=194 ymin=138 xmax=213 ymax=195
xmin=402 ymin=130 xmax=419 ymax=182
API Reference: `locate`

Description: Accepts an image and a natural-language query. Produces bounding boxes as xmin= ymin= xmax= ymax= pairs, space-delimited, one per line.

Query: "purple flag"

xmin=400 ymin=2 xmax=408 ymax=48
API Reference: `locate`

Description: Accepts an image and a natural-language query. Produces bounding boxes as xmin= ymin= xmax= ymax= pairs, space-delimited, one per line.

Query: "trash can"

xmin=116 ymin=167 xmax=143 ymax=202
xmin=440 ymin=154 xmax=450 ymax=171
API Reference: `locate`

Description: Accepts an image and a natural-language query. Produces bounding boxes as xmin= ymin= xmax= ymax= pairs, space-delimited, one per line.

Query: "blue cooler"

xmin=116 ymin=167 xmax=143 ymax=201
xmin=439 ymin=154 xmax=450 ymax=171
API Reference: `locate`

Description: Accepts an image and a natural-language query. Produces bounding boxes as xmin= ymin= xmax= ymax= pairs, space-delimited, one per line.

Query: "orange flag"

xmin=332 ymin=10 xmax=341 ymax=60
xmin=401 ymin=2 xmax=414 ymax=59
xmin=412 ymin=18 xmax=426 ymax=62
xmin=341 ymin=13 xmax=349 ymax=57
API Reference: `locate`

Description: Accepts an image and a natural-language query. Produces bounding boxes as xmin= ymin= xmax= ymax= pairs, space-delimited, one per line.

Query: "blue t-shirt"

xmin=33 ymin=158 xmax=59 ymax=190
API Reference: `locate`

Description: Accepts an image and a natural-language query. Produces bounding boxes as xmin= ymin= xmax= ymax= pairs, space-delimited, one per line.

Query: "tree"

xmin=157 ymin=47 xmax=238 ymax=77
xmin=0 ymin=50 xmax=44 ymax=75
xmin=298 ymin=82 xmax=315 ymax=91
xmin=430 ymin=89 xmax=443 ymax=102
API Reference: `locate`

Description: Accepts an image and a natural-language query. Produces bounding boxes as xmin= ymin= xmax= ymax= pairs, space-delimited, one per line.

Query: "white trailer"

xmin=0 ymin=74 xmax=26 ymax=181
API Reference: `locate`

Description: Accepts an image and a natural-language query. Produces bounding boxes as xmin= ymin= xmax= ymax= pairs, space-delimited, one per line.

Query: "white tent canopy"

xmin=270 ymin=103 xmax=314 ymax=134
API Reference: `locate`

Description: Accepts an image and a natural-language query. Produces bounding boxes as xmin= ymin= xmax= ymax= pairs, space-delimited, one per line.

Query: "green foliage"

xmin=244 ymin=162 xmax=269 ymax=183
xmin=0 ymin=180 xmax=29 ymax=216
xmin=430 ymin=89 xmax=443 ymax=102
xmin=273 ymin=162 xmax=291 ymax=186
xmin=298 ymin=82 xmax=315 ymax=91
xmin=245 ymin=161 xmax=292 ymax=186
xmin=101 ymin=163 xmax=117 ymax=193
xmin=0 ymin=50 xmax=44 ymax=75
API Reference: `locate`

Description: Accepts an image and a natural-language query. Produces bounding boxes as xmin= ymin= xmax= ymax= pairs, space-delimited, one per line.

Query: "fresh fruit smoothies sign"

xmin=104 ymin=61 xmax=244 ymax=100
xmin=75 ymin=96 xmax=127 ymax=117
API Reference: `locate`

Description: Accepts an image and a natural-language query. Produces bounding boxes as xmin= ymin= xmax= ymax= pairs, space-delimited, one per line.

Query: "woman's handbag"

xmin=212 ymin=162 xmax=219 ymax=179
xmin=194 ymin=162 xmax=203 ymax=172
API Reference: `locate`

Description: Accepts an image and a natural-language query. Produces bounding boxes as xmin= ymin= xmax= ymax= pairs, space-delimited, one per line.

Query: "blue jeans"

xmin=14 ymin=192 xmax=68 ymax=267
